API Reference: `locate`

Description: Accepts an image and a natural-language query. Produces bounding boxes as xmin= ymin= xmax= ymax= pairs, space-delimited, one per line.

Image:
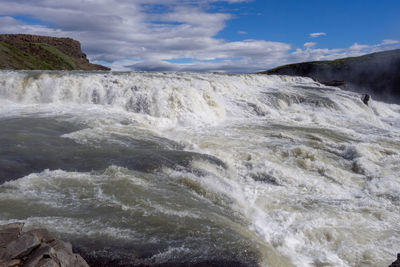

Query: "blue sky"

xmin=0 ymin=0 xmax=399 ymax=72
xmin=216 ymin=0 xmax=400 ymax=48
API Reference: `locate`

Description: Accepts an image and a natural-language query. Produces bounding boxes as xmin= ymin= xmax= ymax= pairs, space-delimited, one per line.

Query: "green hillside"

xmin=0 ymin=34 xmax=109 ymax=71
xmin=0 ymin=41 xmax=78 ymax=70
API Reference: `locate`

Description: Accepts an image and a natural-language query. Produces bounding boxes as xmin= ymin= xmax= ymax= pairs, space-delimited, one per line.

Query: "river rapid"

xmin=0 ymin=71 xmax=399 ymax=266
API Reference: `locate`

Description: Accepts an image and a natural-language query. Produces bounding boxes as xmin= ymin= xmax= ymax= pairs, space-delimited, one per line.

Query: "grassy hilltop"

xmin=0 ymin=34 xmax=109 ymax=71
xmin=261 ymin=49 xmax=400 ymax=104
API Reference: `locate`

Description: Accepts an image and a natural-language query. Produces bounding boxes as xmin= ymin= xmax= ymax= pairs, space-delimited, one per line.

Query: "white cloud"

xmin=0 ymin=1 xmax=399 ymax=73
xmin=304 ymin=42 xmax=316 ymax=49
xmin=381 ymin=39 xmax=400 ymax=45
xmin=310 ymin=32 xmax=327 ymax=38
xmin=237 ymin=30 xmax=247 ymax=35
xmin=349 ymin=43 xmax=370 ymax=51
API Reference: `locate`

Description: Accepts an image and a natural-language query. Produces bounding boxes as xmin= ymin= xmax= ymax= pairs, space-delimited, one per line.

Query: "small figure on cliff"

xmin=362 ymin=94 xmax=370 ymax=106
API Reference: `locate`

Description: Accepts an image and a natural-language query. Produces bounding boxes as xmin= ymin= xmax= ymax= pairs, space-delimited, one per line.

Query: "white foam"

xmin=1 ymin=71 xmax=400 ymax=266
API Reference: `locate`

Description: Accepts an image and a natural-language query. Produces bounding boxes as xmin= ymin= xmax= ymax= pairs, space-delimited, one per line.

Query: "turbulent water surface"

xmin=0 ymin=70 xmax=399 ymax=266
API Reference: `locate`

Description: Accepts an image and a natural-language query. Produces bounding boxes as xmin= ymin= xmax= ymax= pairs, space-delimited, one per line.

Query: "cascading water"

xmin=0 ymin=70 xmax=399 ymax=266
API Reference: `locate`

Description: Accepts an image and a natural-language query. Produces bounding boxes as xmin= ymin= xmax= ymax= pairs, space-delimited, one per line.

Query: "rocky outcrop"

xmin=0 ymin=35 xmax=87 ymax=61
xmin=261 ymin=49 xmax=400 ymax=104
xmin=0 ymin=222 xmax=88 ymax=267
xmin=0 ymin=34 xmax=109 ymax=71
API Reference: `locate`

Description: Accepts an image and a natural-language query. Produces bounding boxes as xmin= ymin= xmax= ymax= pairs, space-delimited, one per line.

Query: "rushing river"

xmin=0 ymin=71 xmax=399 ymax=266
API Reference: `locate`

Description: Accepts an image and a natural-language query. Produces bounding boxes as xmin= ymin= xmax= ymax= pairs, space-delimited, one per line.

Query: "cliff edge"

xmin=0 ymin=34 xmax=110 ymax=71
xmin=261 ymin=49 xmax=400 ymax=104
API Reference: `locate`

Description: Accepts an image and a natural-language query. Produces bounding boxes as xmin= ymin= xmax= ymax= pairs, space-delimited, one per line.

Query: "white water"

xmin=0 ymin=71 xmax=399 ymax=266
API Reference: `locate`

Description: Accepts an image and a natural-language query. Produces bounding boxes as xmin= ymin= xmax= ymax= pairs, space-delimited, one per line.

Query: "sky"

xmin=0 ymin=0 xmax=399 ymax=73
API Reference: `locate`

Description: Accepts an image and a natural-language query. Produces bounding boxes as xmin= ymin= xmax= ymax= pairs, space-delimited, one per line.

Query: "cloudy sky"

xmin=0 ymin=0 xmax=399 ymax=73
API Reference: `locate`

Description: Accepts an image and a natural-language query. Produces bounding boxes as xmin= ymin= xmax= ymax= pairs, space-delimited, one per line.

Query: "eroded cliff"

xmin=0 ymin=34 xmax=110 ymax=71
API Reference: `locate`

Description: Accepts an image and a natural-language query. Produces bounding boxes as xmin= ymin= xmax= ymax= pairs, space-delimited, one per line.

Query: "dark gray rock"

xmin=362 ymin=94 xmax=370 ymax=106
xmin=321 ymin=80 xmax=346 ymax=88
xmin=389 ymin=253 xmax=400 ymax=267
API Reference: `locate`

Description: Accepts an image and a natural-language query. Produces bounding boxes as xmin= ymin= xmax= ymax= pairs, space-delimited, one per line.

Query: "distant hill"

xmin=261 ymin=49 xmax=400 ymax=104
xmin=0 ymin=34 xmax=110 ymax=71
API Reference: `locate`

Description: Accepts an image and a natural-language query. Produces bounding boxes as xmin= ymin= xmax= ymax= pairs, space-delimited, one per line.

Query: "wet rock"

xmin=389 ymin=253 xmax=400 ymax=267
xmin=0 ymin=223 xmax=88 ymax=267
xmin=250 ymin=172 xmax=280 ymax=186
xmin=321 ymin=80 xmax=346 ymax=88
xmin=362 ymin=94 xmax=370 ymax=106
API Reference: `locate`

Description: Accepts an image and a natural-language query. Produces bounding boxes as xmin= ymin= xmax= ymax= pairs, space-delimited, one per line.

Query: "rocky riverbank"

xmin=0 ymin=222 xmax=88 ymax=267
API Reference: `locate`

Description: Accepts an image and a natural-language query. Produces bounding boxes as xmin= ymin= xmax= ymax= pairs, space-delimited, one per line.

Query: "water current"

xmin=0 ymin=71 xmax=399 ymax=266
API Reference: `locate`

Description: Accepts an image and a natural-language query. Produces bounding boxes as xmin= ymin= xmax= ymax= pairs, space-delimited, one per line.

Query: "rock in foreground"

xmin=0 ymin=222 xmax=88 ymax=267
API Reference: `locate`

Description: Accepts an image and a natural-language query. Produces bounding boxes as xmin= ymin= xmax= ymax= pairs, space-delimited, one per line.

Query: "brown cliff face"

xmin=0 ymin=34 xmax=110 ymax=71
